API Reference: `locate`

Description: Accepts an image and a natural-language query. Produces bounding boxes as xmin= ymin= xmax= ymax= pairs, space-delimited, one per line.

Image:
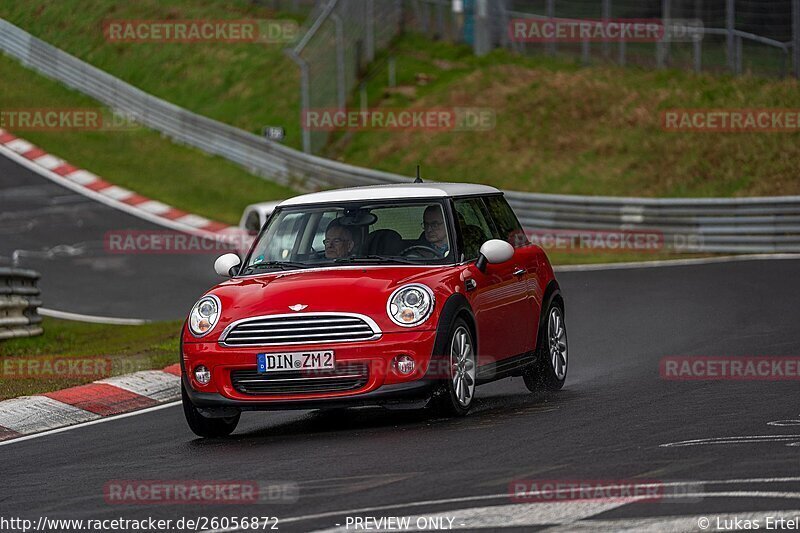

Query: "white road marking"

xmin=0 ymin=401 xmax=180 ymax=448
xmin=196 ymin=480 xmax=800 ymax=532
xmin=39 ymin=307 xmax=150 ymax=325
xmin=33 ymin=154 xmax=65 ymax=170
xmin=540 ymin=510 xmax=800 ymax=532
xmin=98 ymin=370 xmax=180 ymax=402
xmin=554 ymin=253 xmax=800 ymax=272
xmin=310 ymin=501 xmax=633 ymax=532
xmin=0 ymin=396 xmax=99 ymax=434
xmin=661 ymin=435 xmax=800 ymax=447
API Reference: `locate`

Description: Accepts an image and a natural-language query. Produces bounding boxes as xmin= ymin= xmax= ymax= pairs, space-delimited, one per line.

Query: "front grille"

xmin=230 ymin=362 xmax=369 ymax=395
xmin=221 ymin=313 xmax=380 ymax=347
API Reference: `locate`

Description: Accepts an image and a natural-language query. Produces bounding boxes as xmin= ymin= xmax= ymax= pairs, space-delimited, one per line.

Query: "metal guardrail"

xmin=1 ymin=18 xmax=800 ymax=253
xmin=0 ymin=268 xmax=43 ymax=340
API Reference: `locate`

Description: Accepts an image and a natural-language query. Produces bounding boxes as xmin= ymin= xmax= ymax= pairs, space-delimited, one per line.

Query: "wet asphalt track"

xmin=2 ymin=153 xmax=800 ymax=531
xmin=0 ymin=154 xmax=221 ymax=320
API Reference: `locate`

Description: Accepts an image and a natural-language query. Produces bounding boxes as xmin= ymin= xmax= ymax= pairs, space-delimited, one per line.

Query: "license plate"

xmin=257 ymin=351 xmax=335 ymax=373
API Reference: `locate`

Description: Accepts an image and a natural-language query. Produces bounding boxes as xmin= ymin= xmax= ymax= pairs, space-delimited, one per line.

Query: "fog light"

xmin=194 ymin=365 xmax=211 ymax=385
xmin=393 ymin=355 xmax=415 ymax=375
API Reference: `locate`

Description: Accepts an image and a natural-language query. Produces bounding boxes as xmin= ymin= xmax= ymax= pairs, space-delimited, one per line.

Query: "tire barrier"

xmin=0 ymin=268 xmax=43 ymax=340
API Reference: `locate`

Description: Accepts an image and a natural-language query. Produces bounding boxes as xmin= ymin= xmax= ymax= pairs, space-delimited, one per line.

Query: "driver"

xmin=418 ymin=205 xmax=450 ymax=257
xmin=324 ymin=219 xmax=355 ymax=259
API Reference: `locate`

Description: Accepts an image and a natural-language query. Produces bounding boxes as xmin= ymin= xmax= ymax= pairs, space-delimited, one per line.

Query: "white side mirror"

xmin=476 ymin=239 xmax=514 ymax=271
xmin=214 ymin=253 xmax=241 ymax=277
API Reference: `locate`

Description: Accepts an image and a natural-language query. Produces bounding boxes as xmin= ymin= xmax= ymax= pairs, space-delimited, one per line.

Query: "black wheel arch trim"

xmin=428 ymin=293 xmax=476 ymax=376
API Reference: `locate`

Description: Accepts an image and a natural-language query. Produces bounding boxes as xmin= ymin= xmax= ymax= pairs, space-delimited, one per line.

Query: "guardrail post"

xmin=726 ymin=0 xmax=735 ymax=73
xmin=793 ymin=0 xmax=800 ymax=78
xmin=0 ymin=268 xmax=43 ymax=341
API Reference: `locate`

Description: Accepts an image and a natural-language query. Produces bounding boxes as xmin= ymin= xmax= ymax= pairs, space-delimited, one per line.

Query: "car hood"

xmin=194 ymin=266 xmax=453 ymax=340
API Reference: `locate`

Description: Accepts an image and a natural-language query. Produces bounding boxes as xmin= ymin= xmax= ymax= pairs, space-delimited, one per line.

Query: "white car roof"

xmin=279 ymin=183 xmax=502 ymax=207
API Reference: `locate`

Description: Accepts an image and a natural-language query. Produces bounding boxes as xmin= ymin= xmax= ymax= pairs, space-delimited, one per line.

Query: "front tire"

xmin=182 ymin=383 xmax=240 ymax=438
xmin=523 ymin=300 xmax=567 ymax=392
xmin=432 ymin=318 xmax=477 ymax=416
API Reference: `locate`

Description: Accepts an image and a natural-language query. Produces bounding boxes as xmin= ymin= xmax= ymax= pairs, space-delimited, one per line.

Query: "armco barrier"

xmin=1 ymin=18 xmax=800 ymax=253
xmin=0 ymin=268 xmax=43 ymax=340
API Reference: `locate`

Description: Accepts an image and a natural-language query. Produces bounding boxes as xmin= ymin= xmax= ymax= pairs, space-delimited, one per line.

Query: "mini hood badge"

xmin=289 ymin=304 xmax=308 ymax=312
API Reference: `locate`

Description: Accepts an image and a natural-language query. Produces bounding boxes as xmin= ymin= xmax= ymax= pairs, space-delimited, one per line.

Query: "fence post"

xmin=366 ymin=0 xmax=375 ymax=62
xmin=287 ymin=50 xmax=312 ymax=154
xmin=546 ymin=0 xmax=556 ymax=56
xmin=726 ymin=0 xmax=735 ymax=73
xmin=474 ymin=0 xmax=490 ymax=56
xmin=388 ymin=55 xmax=397 ymax=87
xmin=582 ymin=37 xmax=590 ymax=64
xmin=736 ymin=34 xmax=743 ymax=75
xmin=657 ymin=0 xmax=670 ymax=68
xmin=602 ymin=0 xmax=611 ymax=58
xmin=793 ymin=0 xmax=800 ymax=78
xmin=331 ymin=13 xmax=347 ymax=111
xmin=693 ymin=0 xmax=703 ymax=72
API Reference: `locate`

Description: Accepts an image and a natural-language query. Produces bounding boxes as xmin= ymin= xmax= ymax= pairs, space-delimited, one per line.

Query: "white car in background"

xmin=239 ymin=201 xmax=283 ymax=236
xmin=234 ymin=201 xmax=283 ymax=255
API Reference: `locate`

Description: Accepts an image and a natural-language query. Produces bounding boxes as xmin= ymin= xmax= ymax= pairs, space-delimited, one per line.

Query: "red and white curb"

xmin=0 ymin=128 xmax=240 ymax=239
xmin=0 ymin=364 xmax=181 ymax=442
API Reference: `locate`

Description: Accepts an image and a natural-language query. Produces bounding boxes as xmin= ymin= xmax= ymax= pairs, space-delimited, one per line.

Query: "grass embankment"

xmin=0 ymin=318 xmax=181 ymax=400
xmin=334 ymin=34 xmax=800 ymax=198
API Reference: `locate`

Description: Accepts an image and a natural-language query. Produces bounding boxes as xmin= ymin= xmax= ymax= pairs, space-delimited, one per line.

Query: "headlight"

xmin=387 ymin=284 xmax=435 ymax=327
xmin=188 ymin=295 xmax=221 ymax=337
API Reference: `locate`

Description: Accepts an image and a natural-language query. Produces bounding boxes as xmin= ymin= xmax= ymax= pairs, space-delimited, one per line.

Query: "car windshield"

xmin=241 ymin=200 xmax=453 ymax=274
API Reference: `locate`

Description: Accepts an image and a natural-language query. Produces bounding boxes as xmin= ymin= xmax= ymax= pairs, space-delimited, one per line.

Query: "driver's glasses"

xmin=324 ymin=238 xmax=349 ymax=246
xmin=422 ymin=221 xmax=443 ymax=230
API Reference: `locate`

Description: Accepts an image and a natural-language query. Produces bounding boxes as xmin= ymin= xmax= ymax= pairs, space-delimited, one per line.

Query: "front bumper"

xmin=181 ymin=329 xmax=440 ymax=410
xmin=182 ymin=375 xmax=436 ymax=411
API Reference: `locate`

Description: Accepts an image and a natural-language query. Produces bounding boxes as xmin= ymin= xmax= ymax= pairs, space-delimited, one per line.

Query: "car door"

xmin=452 ymin=197 xmax=533 ymax=367
xmin=484 ymin=195 xmax=542 ymax=352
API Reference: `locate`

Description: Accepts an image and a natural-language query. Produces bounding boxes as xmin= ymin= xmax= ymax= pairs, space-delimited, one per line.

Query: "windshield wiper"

xmin=242 ymin=261 xmax=309 ymax=274
xmin=333 ymin=255 xmax=420 ymax=265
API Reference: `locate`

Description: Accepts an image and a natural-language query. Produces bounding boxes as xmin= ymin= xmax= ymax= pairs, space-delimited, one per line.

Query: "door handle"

xmin=513 ymin=267 xmax=527 ymax=277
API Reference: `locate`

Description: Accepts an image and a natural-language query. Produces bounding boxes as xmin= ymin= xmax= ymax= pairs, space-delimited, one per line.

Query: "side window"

xmin=453 ymin=198 xmax=495 ymax=261
xmin=484 ymin=196 xmax=528 ymax=247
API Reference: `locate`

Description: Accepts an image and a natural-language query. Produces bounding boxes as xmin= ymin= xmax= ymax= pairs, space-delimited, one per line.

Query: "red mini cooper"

xmin=181 ymin=183 xmax=567 ymax=437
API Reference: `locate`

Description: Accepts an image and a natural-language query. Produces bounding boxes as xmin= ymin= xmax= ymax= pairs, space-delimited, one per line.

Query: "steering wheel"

xmin=400 ymin=245 xmax=440 ymax=259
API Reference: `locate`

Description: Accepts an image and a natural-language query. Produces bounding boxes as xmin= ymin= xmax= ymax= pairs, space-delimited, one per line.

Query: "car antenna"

xmin=414 ymin=165 xmax=423 ymax=183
